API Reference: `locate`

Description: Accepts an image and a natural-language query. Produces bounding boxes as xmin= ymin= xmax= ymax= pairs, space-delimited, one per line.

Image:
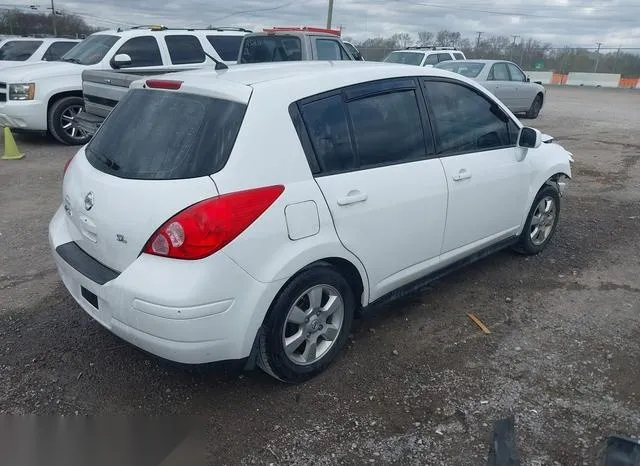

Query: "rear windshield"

xmin=436 ymin=61 xmax=485 ymax=78
xmin=239 ymin=35 xmax=302 ymax=63
xmin=86 ymin=89 xmax=247 ymax=180
xmin=383 ymin=51 xmax=424 ymax=66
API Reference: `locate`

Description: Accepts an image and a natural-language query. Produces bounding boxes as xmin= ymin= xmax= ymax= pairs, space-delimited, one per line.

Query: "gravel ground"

xmin=0 ymin=86 xmax=639 ymax=465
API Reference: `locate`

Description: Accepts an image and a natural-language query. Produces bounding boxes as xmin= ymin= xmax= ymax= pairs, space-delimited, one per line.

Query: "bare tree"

xmin=417 ymin=31 xmax=433 ymax=46
xmin=390 ymin=33 xmax=413 ymax=48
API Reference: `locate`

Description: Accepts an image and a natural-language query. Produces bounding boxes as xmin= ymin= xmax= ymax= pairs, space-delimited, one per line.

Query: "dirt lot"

xmin=0 ymin=86 xmax=639 ymax=465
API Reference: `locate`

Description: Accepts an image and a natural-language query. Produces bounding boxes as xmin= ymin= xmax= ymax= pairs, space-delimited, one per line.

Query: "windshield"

xmin=436 ymin=61 xmax=485 ymax=78
xmin=87 ymin=89 xmax=247 ymax=180
xmin=60 ymin=34 xmax=119 ymax=65
xmin=0 ymin=40 xmax=42 ymax=61
xmin=239 ymin=35 xmax=302 ymax=63
xmin=383 ymin=51 xmax=424 ymax=66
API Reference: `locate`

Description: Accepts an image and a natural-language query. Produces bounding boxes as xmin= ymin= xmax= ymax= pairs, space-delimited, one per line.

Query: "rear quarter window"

xmin=86 ymin=90 xmax=247 ymax=180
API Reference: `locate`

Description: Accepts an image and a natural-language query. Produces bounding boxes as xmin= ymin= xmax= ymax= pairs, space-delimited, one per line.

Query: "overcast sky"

xmin=56 ymin=0 xmax=640 ymax=49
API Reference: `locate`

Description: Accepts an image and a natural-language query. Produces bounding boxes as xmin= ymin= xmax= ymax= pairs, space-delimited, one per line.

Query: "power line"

xmin=398 ymin=0 xmax=640 ymax=23
xmin=211 ymin=2 xmax=293 ymax=22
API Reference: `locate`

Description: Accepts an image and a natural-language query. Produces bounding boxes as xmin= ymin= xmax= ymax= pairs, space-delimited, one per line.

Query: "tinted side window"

xmin=424 ymin=54 xmax=438 ymax=65
xmin=453 ymin=52 xmax=465 ymax=60
xmin=437 ymin=53 xmax=452 ymax=63
xmin=300 ymin=95 xmax=355 ymax=173
xmin=0 ymin=40 xmax=42 ymax=61
xmin=347 ymin=90 xmax=428 ymax=168
xmin=165 ymin=35 xmax=205 ymax=64
xmin=115 ymin=36 xmax=162 ymax=67
xmin=207 ymin=35 xmax=243 ymax=61
xmin=316 ymin=39 xmax=349 ymax=60
xmin=424 ymin=80 xmax=513 ymax=154
xmin=42 ymin=42 xmax=77 ymax=61
xmin=490 ymin=63 xmax=510 ymax=81
xmin=240 ymin=36 xmax=301 ymax=63
xmin=507 ymin=63 xmax=526 ymax=82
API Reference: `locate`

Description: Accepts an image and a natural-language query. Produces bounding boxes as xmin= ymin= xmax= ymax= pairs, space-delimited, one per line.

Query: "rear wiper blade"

xmin=92 ymin=151 xmax=120 ymax=171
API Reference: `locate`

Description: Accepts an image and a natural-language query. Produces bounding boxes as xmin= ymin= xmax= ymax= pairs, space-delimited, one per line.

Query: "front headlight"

xmin=9 ymin=83 xmax=35 ymax=101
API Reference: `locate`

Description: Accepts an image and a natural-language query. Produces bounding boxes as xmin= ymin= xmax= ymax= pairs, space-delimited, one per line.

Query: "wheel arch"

xmin=244 ymin=256 xmax=368 ymax=371
xmin=47 ymin=90 xmax=83 ymax=114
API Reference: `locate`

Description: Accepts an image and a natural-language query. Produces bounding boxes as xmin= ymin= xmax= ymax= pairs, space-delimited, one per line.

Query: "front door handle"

xmin=452 ymin=170 xmax=472 ymax=181
xmin=337 ymin=190 xmax=368 ymax=206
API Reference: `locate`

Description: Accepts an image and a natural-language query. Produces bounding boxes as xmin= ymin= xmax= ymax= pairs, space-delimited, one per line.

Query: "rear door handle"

xmin=337 ymin=190 xmax=368 ymax=206
xmin=452 ymin=170 xmax=472 ymax=181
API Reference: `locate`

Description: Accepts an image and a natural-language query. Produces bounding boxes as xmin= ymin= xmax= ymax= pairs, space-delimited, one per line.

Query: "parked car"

xmin=49 ymin=61 xmax=573 ymax=383
xmin=237 ymin=27 xmax=358 ymax=63
xmin=0 ymin=37 xmax=80 ymax=70
xmin=74 ymin=26 xmax=362 ymax=138
xmin=0 ymin=26 xmax=250 ymax=145
xmin=383 ymin=46 xmax=466 ymax=67
xmin=435 ymin=59 xmax=546 ymax=118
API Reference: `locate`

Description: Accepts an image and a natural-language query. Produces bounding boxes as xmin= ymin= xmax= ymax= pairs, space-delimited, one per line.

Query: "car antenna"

xmin=203 ymin=51 xmax=228 ymax=70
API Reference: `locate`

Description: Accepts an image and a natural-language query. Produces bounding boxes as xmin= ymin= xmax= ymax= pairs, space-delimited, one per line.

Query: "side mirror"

xmin=111 ymin=53 xmax=132 ymax=69
xmin=526 ymin=76 xmax=531 ymax=82
xmin=518 ymin=127 xmax=542 ymax=149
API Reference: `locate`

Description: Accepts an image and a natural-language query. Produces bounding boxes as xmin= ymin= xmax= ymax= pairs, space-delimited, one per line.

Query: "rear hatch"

xmin=62 ymin=86 xmax=249 ymax=272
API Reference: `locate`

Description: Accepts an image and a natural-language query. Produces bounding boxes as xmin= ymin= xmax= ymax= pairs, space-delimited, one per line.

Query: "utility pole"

xmin=509 ymin=35 xmax=519 ymax=61
xmin=475 ymin=31 xmax=483 ymax=50
xmin=613 ymin=46 xmax=621 ymax=73
xmin=594 ymin=42 xmax=602 ymax=72
xmin=50 ymin=0 xmax=57 ymax=36
xmin=326 ymin=0 xmax=334 ymax=29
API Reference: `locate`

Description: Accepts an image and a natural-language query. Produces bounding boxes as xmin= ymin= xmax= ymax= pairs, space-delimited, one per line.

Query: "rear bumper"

xmin=73 ymin=110 xmax=103 ymax=136
xmin=0 ymin=100 xmax=47 ymax=131
xmin=48 ymin=206 xmax=284 ymax=364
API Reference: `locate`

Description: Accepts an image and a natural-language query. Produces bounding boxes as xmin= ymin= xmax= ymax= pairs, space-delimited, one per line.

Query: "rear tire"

xmin=525 ymin=94 xmax=543 ymax=119
xmin=257 ymin=264 xmax=355 ymax=383
xmin=48 ymin=96 xmax=91 ymax=146
xmin=513 ymin=184 xmax=560 ymax=255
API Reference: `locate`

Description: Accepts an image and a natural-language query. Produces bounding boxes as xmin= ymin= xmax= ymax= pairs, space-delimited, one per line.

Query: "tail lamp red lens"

xmin=143 ymin=185 xmax=284 ymax=260
xmin=145 ymin=79 xmax=183 ymax=90
xmin=63 ymin=154 xmax=76 ymax=176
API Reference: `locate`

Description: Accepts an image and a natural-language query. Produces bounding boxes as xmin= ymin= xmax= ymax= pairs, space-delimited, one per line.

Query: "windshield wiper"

xmin=61 ymin=57 xmax=81 ymax=64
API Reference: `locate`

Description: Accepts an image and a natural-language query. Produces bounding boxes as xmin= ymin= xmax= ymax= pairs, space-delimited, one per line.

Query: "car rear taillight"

xmin=145 ymin=79 xmax=183 ymax=90
xmin=143 ymin=185 xmax=284 ymax=260
xmin=63 ymin=154 xmax=76 ymax=176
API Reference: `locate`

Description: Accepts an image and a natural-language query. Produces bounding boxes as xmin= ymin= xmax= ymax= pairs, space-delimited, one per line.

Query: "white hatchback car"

xmin=49 ymin=62 xmax=573 ymax=383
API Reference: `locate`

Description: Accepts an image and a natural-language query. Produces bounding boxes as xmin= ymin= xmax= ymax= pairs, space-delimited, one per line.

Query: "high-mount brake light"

xmin=145 ymin=79 xmax=183 ymax=90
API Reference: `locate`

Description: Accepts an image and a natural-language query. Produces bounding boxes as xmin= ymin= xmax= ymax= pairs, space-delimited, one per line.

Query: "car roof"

xmin=93 ymin=28 xmax=249 ymax=39
xmin=1 ymin=37 xmax=79 ymax=43
xmin=152 ymin=61 xmax=475 ymax=100
xmin=445 ymin=59 xmax=510 ymax=65
xmin=243 ymin=31 xmax=340 ymax=38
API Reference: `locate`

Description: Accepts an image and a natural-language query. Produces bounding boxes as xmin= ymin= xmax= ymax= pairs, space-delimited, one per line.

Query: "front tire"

xmin=48 ymin=96 xmax=91 ymax=145
xmin=525 ymin=94 xmax=543 ymax=119
xmin=257 ymin=264 xmax=355 ymax=383
xmin=514 ymin=184 xmax=561 ymax=255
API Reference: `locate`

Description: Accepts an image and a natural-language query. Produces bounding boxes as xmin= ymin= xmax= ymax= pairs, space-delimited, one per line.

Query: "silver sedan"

xmin=435 ymin=59 xmax=545 ymax=118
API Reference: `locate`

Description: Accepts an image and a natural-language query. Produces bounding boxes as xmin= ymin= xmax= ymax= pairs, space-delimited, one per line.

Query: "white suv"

xmin=0 ymin=26 xmax=249 ymax=145
xmin=0 ymin=37 xmax=80 ymax=70
xmin=384 ymin=46 xmax=466 ymax=67
xmin=49 ymin=62 xmax=573 ymax=383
